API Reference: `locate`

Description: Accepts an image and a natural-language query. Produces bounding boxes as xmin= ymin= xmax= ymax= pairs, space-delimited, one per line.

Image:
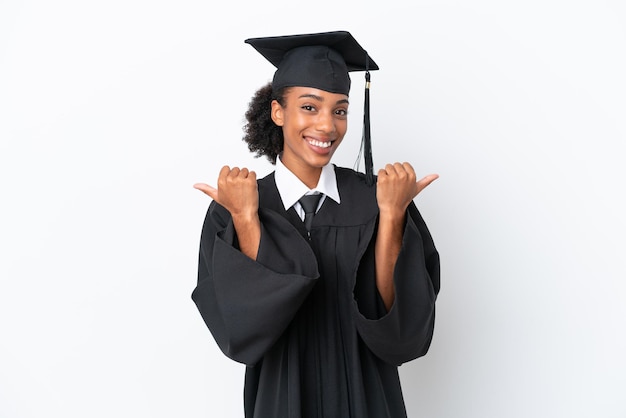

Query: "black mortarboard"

xmin=245 ymin=31 xmax=379 ymax=185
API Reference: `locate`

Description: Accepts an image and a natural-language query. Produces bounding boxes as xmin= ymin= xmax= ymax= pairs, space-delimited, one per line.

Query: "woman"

xmin=192 ymin=31 xmax=440 ymax=418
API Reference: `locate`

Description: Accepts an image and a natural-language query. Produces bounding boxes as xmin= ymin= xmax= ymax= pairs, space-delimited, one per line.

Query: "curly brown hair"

xmin=242 ymin=83 xmax=290 ymax=165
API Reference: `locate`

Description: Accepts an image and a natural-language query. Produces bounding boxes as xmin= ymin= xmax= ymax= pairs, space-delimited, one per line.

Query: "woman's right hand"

xmin=194 ymin=165 xmax=259 ymax=219
xmin=194 ymin=166 xmax=261 ymax=259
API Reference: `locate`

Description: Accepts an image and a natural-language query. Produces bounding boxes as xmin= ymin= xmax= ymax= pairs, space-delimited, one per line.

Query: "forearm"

xmin=232 ymin=213 xmax=261 ymax=260
xmin=374 ymin=210 xmax=406 ymax=311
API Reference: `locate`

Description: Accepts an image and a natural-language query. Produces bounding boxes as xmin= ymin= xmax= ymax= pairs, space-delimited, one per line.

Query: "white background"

xmin=1 ymin=0 xmax=625 ymax=417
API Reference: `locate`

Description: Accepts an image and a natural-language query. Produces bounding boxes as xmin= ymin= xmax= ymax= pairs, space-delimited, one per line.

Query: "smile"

xmin=307 ymin=139 xmax=332 ymax=148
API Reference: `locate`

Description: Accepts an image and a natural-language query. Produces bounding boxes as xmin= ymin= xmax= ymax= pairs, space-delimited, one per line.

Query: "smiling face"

xmin=271 ymin=86 xmax=349 ymax=187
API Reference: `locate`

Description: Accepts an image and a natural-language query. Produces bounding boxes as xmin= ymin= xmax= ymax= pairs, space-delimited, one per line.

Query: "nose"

xmin=315 ymin=110 xmax=336 ymax=134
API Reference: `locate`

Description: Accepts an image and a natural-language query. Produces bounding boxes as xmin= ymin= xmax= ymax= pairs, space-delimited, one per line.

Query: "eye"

xmin=301 ymin=105 xmax=316 ymax=112
xmin=335 ymin=108 xmax=348 ymax=116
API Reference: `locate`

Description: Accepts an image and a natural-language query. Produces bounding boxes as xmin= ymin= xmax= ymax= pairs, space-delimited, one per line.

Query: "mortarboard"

xmin=245 ymin=31 xmax=379 ymax=185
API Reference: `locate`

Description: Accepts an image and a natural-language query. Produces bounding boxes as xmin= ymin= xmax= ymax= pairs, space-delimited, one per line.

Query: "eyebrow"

xmin=298 ymin=93 xmax=350 ymax=105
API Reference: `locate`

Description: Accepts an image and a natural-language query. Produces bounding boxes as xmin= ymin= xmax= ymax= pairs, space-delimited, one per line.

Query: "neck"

xmin=280 ymin=155 xmax=323 ymax=189
xmin=297 ymin=166 xmax=322 ymax=189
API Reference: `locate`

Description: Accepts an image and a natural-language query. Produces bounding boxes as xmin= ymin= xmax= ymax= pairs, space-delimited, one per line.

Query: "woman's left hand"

xmin=376 ymin=162 xmax=438 ymax=216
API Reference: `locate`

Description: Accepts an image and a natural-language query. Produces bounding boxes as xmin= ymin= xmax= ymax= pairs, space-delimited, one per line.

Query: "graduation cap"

xmin=245 ymin=31 xmax=379 ymax=185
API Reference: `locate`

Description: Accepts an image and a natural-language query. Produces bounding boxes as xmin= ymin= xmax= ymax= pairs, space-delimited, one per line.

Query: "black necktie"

xmin=299 ymin=194 xmax=322 ymax=233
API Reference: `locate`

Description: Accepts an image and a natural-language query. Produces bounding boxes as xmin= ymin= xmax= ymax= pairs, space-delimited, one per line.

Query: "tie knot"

xmin=299 ymin=194 xmax=322 ymax=215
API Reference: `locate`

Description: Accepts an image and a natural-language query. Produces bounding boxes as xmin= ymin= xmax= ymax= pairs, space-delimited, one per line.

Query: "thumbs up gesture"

xmin=376 ymin=162 xmax=438 ymax=216
xmin=194 ymin=165 xmax=259 ymax=219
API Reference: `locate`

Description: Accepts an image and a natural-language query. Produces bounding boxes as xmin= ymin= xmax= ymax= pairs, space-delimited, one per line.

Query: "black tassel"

xmin=362 ymin=55 xmax=374 ymax=186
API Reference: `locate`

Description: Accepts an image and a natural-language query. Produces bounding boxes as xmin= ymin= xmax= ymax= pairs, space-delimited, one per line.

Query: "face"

xmin=271 ymin=86 xmax=349 ymax=178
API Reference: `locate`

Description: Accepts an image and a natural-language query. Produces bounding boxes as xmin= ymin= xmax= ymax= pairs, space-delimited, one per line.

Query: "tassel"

xmin=362 ymin=53 xmax=374 ymax=186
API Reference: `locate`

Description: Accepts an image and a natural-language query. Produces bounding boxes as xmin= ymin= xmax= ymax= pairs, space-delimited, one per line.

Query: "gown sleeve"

xmin=353 ymin=202 xmax=440 ymax=366
xmin=191 ymin=201 xmax=319 ymax=366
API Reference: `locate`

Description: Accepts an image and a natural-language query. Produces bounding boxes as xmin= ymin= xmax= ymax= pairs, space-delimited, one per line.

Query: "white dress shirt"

xmin=274 ymin=155 xmax=341 ymax=221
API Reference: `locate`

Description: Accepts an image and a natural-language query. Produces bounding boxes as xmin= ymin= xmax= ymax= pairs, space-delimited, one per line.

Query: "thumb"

xmin=415 ymin=174 xmax=439 ymax=194
xmin=193 ymin=183 xmax=218 ymax=200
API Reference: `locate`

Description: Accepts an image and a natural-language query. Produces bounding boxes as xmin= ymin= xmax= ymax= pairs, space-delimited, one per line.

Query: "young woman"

xmin=192 ymin=31 xmax=440 ymax=418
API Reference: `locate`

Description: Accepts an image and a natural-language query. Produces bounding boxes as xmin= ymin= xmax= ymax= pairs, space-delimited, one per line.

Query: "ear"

xmin=271 ymin=99 xmax=284 ymax=126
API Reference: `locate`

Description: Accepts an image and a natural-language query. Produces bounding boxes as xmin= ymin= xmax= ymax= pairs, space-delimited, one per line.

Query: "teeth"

xmin=308 ymin=139 xmax=332 ymax=148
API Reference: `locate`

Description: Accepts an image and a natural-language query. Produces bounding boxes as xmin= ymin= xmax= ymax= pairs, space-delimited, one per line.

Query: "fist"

xmin=194 ymin=165 xmax=259 ymax=218
xmin=376 ymin=162 xmax=438 ymax=215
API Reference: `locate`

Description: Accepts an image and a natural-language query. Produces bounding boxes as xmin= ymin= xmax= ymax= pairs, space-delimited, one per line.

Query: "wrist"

xmin=378 ymin=206 xmax=407 ymax=222
xmin=231 ymin=211 xmax=260 ymax=226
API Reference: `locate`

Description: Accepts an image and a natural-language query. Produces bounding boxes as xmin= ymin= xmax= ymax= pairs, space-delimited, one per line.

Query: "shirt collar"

xmin=274 ymin=155 xmax=341 ymax=211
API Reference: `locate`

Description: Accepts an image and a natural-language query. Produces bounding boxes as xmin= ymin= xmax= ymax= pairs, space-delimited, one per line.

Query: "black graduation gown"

xmin=192 ymin=166 xmax=440 ymax=418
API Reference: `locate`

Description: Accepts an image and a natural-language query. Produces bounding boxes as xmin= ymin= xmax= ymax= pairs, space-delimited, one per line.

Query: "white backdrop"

xmin=1 ymin=1 xmax=625 ymax=417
